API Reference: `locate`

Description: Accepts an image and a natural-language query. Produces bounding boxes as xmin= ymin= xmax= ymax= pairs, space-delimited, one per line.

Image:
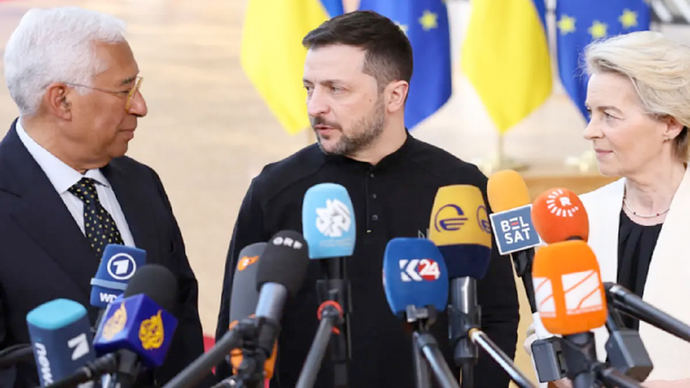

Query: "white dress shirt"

xmin=16 ymin=118 xmax=135 ymax=247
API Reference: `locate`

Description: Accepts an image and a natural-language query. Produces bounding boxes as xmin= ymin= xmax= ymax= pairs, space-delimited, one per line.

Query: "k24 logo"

xmin=399 ymin=258 xmax=441 ymax=282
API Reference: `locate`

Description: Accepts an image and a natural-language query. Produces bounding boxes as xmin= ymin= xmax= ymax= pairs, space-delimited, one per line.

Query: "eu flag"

xmin=358 ymin=0 xmax=452 ymax=129
xmin=556 ymin=0 xmax=650 ymax=118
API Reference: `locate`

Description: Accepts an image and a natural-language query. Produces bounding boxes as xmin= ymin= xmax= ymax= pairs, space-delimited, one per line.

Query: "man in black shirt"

xmin=216 ymin=10 xmax=519 ymax=387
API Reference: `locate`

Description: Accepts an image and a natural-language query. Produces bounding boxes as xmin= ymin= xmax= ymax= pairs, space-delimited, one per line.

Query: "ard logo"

xmin=139 ymin=310 xmax=165 ymax=350
xmin=103 ymin=303 xmax=127 ymax=340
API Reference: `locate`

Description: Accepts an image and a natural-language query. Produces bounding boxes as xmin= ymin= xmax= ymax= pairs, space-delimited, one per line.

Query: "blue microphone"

xmin=90 ymin=244 xmax=146 ymax=308
xmin=297 ymin=183 xmax=356 ymax=388
xmin=302 ymin=182 xmax=356 ymax=259
xmin=382 ymin=237 xmax=448 ymax=318
xmin=382 ymin=238 xmax=458 ymax=388
xmin=93 ymin=265 xmax=178 ymax=368
xmin=26 ymin=299 xmax=96 ymax=386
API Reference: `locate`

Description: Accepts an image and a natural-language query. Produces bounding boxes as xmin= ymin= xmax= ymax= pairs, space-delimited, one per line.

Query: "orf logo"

xmin=433 ymin=204 xmax=468 ymax=232
xmin=399 ymin=258 xmax=441 ymax=282
xmin=315 ymin=199 xmax=352 ymax=237
xmin=107 ymin=253 xmax=137 ymax=281
xmin=545 ymin=189 xmax=581 ymax=218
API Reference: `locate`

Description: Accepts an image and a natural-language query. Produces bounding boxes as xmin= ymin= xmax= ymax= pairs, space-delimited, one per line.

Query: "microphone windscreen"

xmin=487 ymin=169 xmax=530 ymax=212
xmin=93 ymin=293 xmax=178 ymax=367
xmin=382 ymin=238 xmax=448 ymax=317
xmin=532 ymin=188 xmax=589 ymax=243
xmin=90 ymin=244 xmax=146 ymax=308
xmin=532 ymin=240 xmax=606 ymax=335
xmin=256 ymin=230 xmax=309 ymax=297
xmin=428 ymin=184 xmax=492 ymax=278
xmin=26 ymin=299 xmax=96 ymax=386
xmin=229 ymin=242 xmax=267 ymax=322
xmin=124 ymin=264 xmax=178 ymax=312
xmin=302 ymin=183 xmax=356 ymax=259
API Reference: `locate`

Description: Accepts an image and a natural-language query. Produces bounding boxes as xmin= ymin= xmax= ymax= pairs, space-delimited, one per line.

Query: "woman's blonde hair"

xmin=585 ymin=31 xmax=690 ymax=161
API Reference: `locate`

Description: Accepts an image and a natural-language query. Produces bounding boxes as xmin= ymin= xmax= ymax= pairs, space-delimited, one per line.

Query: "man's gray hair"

xmin=3 ymin=7 xmax=126 ymax=116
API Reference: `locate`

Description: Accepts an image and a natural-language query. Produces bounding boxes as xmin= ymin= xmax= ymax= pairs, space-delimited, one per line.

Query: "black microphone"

xmin=0 ymin=344 xmax=34 ymax=369
xmin=605 ymin=282 xmax=690 ymax=343
xmin=164 ymin=230 xmax=309 ymax=388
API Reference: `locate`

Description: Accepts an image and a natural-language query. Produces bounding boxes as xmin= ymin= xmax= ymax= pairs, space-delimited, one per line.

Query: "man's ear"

xmin=44 ymin=83 xmax=73 ymax=120
xmin=385 ymin=80 xmax=409 ymax=114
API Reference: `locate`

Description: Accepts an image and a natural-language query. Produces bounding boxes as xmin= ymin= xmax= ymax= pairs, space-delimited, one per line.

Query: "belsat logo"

xmin=545 ymin=189 xmax=581 ymax=218
xmin=237 ymin=255 xmax=259 ymax=271
xmin=315 ymin=198 xmax=352 ymax=237
xmin=107 ymin=253 xmax=137 ymax=281
xmin=433 ymin=204 xmax=468 ymax=232
xmin=399 ymin=258 xmax=441 ymax=282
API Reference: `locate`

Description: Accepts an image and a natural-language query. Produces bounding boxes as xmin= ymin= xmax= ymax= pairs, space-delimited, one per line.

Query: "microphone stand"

xmin=296 ymin=300 xmax=345 ymax=388
xmin=315 ymin=258 xmax=352 ymax=387
xmin=560 ymin=332 xmax=642 ymax=388
xmin=407 ymin=305 xmax=460 ymax=388
xmin=164 ymin=317 xmax=274 ymax=388
xmin=604 ymin=307 xmax=653 ymax=381
xmin=447 ymin=277 xmax=479 ymax=388
xmin=448 ymin=277 xmax=536 ymax=388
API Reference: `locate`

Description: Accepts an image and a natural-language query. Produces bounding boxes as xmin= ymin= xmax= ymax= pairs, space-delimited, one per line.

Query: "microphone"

xmin=0 ymin=344 xmax=34 ymax=369
xmin=428 ymin=185 xmax=538 ymax=387
xmin=428 ymin=184 xmax=490 ymax=377
xmin=228 ymin=243 xmax=277 ymax=380
xmin=90 ymin=244 xmax=146 ymax=309
xmin=164 ymin=230 xmax=309 ymax=388
xmin=531 ymin=188 xmax=589 ymax=243
xmin=217 ymin=242 xmax=278 ymax=387
xmin=605 ymin=282 xmax=690 ymax=343
xmin=299 ymin=183 xmax=355 ymax=388
xmin=26 ymin=299 xmax=96 ymax=386
xmin=532 ymin=240 xmax=641 ymax=388
xmin=47 ymin=264 xmax=179 ymax=388
xmin=487 ymin=169 xmax=541 ymax=313
xmin=382 ymin=237 xmax=459 ymax=388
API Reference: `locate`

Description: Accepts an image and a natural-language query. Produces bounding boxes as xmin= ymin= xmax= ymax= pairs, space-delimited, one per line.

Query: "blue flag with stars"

xmin=556 ymin=0 xmax=650 ymax=118
xmin=358 ymin=0 xmax=452 ymax=129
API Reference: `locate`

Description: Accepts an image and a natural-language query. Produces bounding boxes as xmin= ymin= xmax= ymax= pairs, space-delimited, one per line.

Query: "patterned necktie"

xmin=68 ymin=177 xmax=124 ymax=256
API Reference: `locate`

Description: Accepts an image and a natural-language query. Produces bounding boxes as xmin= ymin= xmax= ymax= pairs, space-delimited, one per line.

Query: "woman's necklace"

xmin=622 ymin=192 xmax=670 ymax=219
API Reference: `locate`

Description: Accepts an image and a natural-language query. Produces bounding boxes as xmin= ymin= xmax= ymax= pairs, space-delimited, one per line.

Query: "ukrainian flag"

xmin=241 ymin=0 xmax=342 ymax=134
xmin=462 ymin=0 xmax=552 ymax=134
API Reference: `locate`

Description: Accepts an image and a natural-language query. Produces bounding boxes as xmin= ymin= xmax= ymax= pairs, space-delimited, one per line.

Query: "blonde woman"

xmin=581 ymin=31 xmax=690 ymax=387
xmin=529 ymin=31 xmax=690 ymax=388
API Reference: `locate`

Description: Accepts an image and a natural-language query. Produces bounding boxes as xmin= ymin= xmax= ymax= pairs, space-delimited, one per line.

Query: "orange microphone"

xmin=487 ymin=170 xmax=540 ymax=313
xmin=531 ymin=187 xmax=589 ymax=243
xmin=532 ymin=240 xmax=607 ymax=388
xmin=532 ymin=240 xmax=606 ymax=335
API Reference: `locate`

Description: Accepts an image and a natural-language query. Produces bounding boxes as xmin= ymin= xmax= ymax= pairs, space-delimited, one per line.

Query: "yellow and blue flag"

xmin=241 ymin=1 xmax=343 ymax=134
xmin=358 ymin=0 xmax=452 ymax=129
xmin=556 ymin=0 xmax=650 ymax=118
xmin=462 ymin=0 xmax=552 ymax=134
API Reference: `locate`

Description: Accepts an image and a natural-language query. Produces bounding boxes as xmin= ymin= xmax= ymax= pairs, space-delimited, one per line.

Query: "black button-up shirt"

xmin=216 ymin=133 xmax=519 ymax=387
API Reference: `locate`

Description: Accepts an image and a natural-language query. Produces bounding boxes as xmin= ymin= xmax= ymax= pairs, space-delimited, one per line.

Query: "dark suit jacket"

xmin=0 ymin=120 xmax=206 ymax=387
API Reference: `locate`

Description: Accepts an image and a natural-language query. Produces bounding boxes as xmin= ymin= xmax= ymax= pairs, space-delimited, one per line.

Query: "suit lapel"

xmin=102 ymin=161 xmax=160 ymax=261
xmin=0 ymin=122 xmax=97 ymax=298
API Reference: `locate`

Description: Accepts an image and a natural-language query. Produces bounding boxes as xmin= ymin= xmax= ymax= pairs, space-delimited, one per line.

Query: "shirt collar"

xmin=16 ymin=118 xmax=110 ymax=194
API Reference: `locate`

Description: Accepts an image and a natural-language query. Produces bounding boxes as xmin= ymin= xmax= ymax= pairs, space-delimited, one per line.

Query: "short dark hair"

xmin=302 ymin=10 xmax=413 ymax=92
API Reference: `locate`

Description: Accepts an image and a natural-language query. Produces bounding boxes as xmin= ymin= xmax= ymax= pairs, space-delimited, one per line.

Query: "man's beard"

xmin=312 ymin=97 xmax=385 ymax=156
